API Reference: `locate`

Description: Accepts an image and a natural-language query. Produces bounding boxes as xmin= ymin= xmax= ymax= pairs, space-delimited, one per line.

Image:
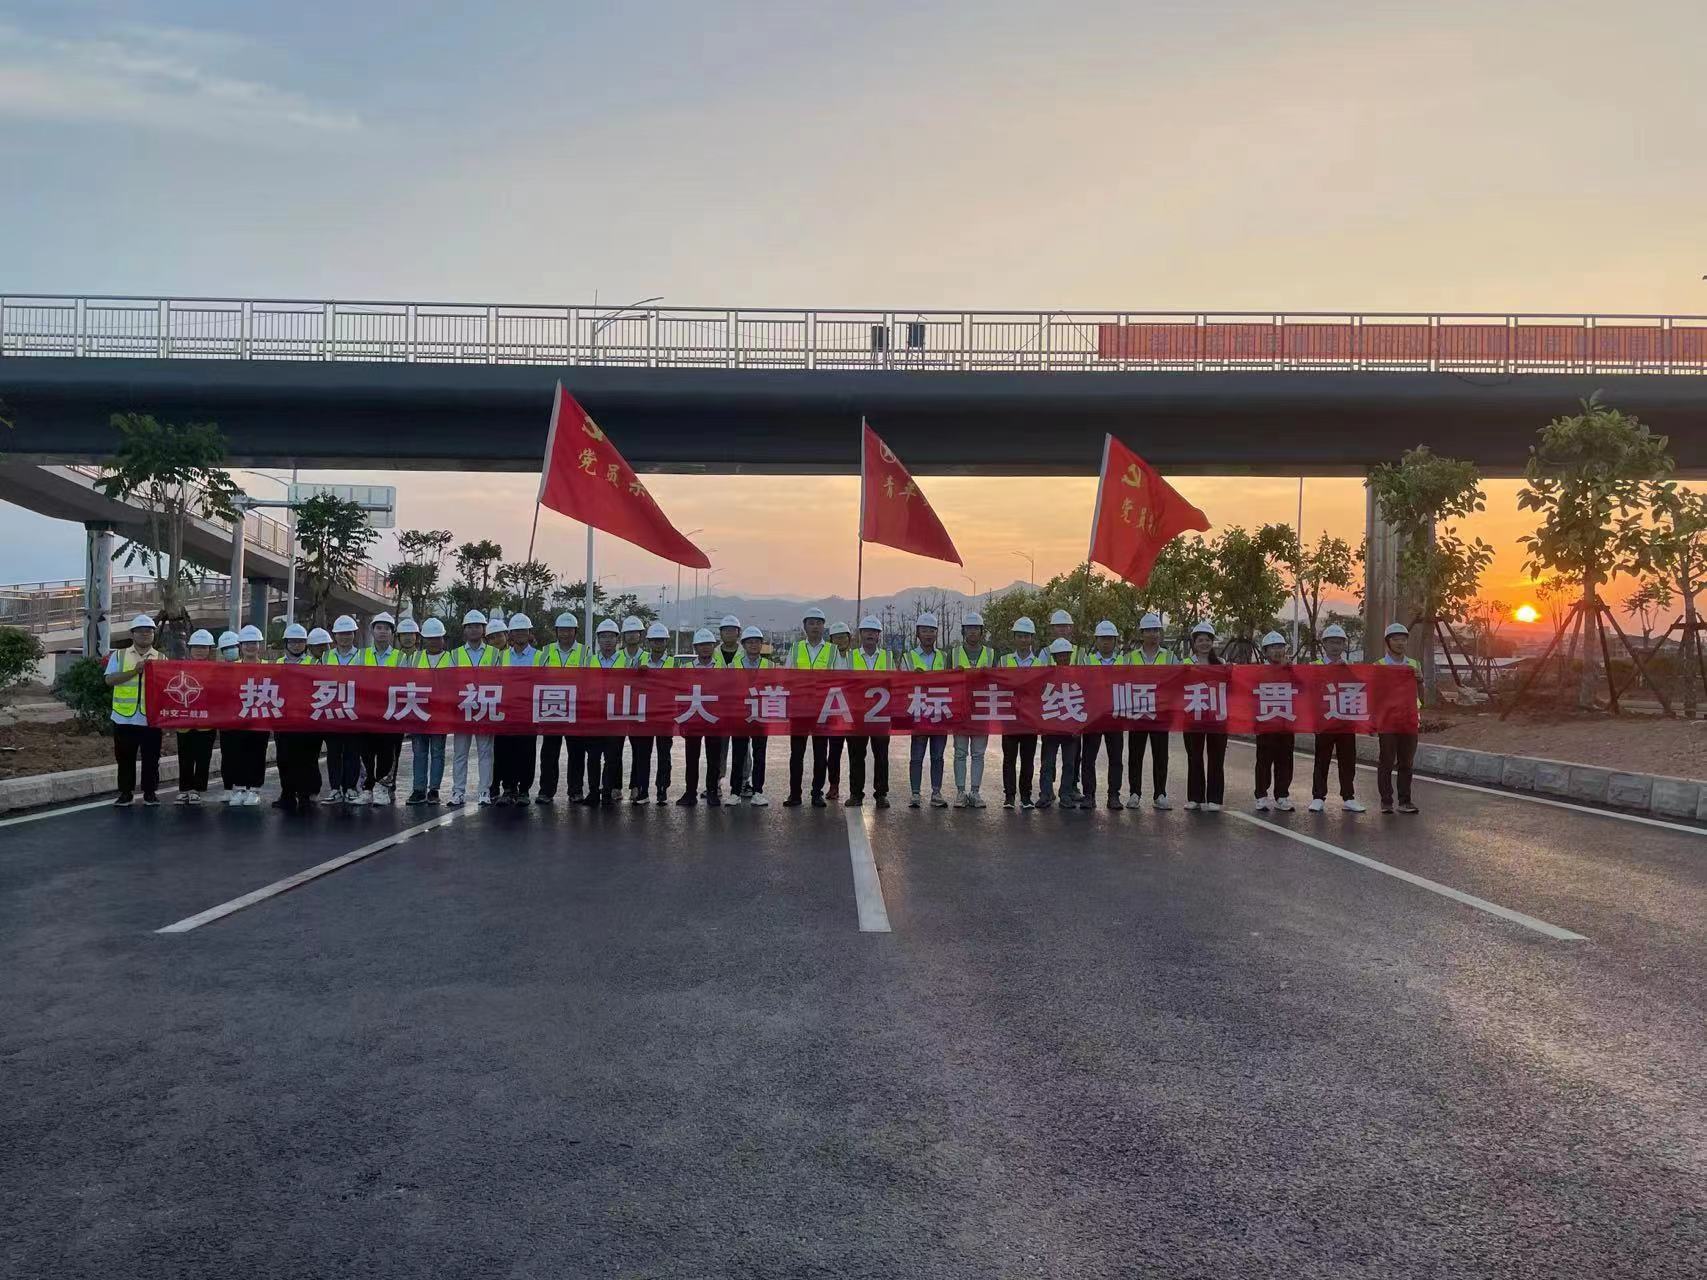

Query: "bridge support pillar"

xmin=247 ymin=579 xmax=269 ymax=631
xmin=1362 ymin=480 xmax=1401 ymax=649
xmin=83 ymin=522 xmax=114 ymax=657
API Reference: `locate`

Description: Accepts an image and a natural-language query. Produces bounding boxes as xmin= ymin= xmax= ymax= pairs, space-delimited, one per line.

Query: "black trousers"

xmin=826 ymin=737 xmax=844 ymax=789
xmin=536 ymin=734 xmax=585 ymax=799
xmin=1183 ymin=732 xmax=1227 ymax=805
xmin=221 ymin=728 xmax=268 ymax=788
xmin=495 ymin=734 xmax=537 ymax=795
xmin=1377 ymin=733 xmax=1417 ymax=805
xmin=584 ymin=737 xmax=621 ymax=800
xmin=323 ymin=733 xmax=361 ymax=792
xmin=846 ymin=735 xmax=890 ymax=800
xmin=1080 ymin=730 xmax=1124 ymax=799
xmin=114 ymin=723 xmax=162 ymax=797
xmin=1002 ymin=734 xmax=1037 ymax=802
xmin=649 ymin=735 xmax=673 ymax=795
xmin=626 ymin=733 xmax=654 ymax=793
xmin=1126 ymin=730 xmax=1170 ymax=798
xmin=684 ymin=737 xmax=727 ymax=798
xmin=360 ymin=733 xmax=403 ymax=790
xmin=274 ymin=732 xmax=315 ymax=801
xmin=731 ymin=736 xmax=768 ymax=794
xmin=177 ymin=729 xmax=215 ymax=793
xmin=788 ymin=734 xmax=828 ymax=800
xmin=1040 ymin=735 xmax=1079 ymax=802
xmin=1255 ymin=732 xmax=1296 ymax=799
xmin=1312 ymin=732 xmax=1358 ymax=800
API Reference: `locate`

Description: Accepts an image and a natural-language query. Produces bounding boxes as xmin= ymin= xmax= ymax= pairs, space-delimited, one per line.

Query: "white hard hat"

xmin=486 ymin=614 xmax=509 ymax=634
xmin=217 ymin=630 xmax=239 ymax=648
xmin=372 ymin=611 xmax=396 ymax=628
xmin=596 ymin=619 xmax=620 ymax=635
xmin=1012 ymin=616 xmax=1036 ymax=635
xmin=720 ymin=614 xmax=741 ymax=629
xmin=397 ymin=617 xmax=420 ymax=635
xmin=189 ymin=629 xmax=216 ymax=646
xmin=238 ymin=624 xmax=264 ymax=644
xmin=802 ymin=606 xmax=826 ymax=622
xmin=962 ymin=611 xmax=984 ymax=628
xmin=462 ymin=609 xmax=487 ymax=627
xmin=421 ymin=618 xmax=447 ymax=638
xmin=1049 ymin=608 xmax=1073 ymax=626
xmin=128 ymin=613 xmax=157 ymax=631
xmin=741 ymin=625 xmax=764 ymax=641
xmin=1261 ymin=631 xmax=1288 ymax=648
xmin=1094 ymin=620 xmax=1119 ymax=638
xmin=916 ymin=612 xmax=939 ymax=629
xmin=859 ymin=614 xmax=882 ymax=632
xmin=621 ymin=616 xmax=643 ymax=633
xmin=554 ymin=611 xmax=578 ymax=629
xmin=1190 ymin=620 xmax=1215 ymax=637
xmin=508 ymin=613 xmax=531 ymax=631
xmin=646 ymin=621 xmax=669 ymax=640
xmin=308 ymin=627 xmax=332 ymax=645
xmin=1048 ymin=637 xmax=1075 ymax=654
xmin=827 ymin=620 xmax=851 ymax=637
xmin=1139 ymin=612 xmax=1163 ymax=630
xmin=1321 ymin=623 xmax=1348 ymax=641
xmin=693 ymin=627 xmax=715 ymax=645
xmin=332 ymin=615 xmax=358 ymax=634
xmin=1385 ymin=621 xmax=1410 ymax=638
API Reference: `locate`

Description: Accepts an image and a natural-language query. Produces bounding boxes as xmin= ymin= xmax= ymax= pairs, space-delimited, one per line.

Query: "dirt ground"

xmin=0 ymin=722 xmax=176 ymax=780
xmin=1427 ymin=712 xmax=1707 ymax=780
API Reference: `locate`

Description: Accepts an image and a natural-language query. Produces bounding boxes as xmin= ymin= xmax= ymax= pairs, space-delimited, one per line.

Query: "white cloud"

xmin=0 ymin=20 xmax=359 ymax=139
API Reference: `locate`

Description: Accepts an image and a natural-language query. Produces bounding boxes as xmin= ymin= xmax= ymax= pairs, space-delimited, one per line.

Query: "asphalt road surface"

xmin=3 ymin=737 xmax=1704 ymax=1279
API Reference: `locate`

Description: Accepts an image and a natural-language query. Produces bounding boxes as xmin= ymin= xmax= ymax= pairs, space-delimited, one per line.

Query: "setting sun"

xmin=1514 ymin=604 xmax=1540 ymax=624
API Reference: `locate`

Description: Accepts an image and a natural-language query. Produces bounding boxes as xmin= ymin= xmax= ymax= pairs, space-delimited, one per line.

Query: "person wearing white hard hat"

xmin=396 ymin=616 xmax=421 ymax=658
xmin=842 ymin=616 xmax=891 ymax=808
xmin=715 ymin=616 xmax=743 ymax=667
xmin=211 ymin=629 xmax=243 ymax=794
xmin=1253 ymin=631 xmax=1296 ymax=811
xmin=317 ymin=614 xmax=365 ymax=803
xmin=1047 ymin=608 xmax=1080 ymax=661
xmin=998 ymin=618 xmax=1044 ymax=809
xmin=603 ymin=616 xmax=649 ymax=803
xmin=1377 ymin=622 xmax=1421 ymax=814
xmin=307 ymin=627 xmax=331 ymax=661
xmin=1076 ymin=620 xmax=1127 ymax=809
xmin=1308 ymin=622 xmax=1366 ymax=814
xmin=487 ymin=613 xmax=539 ymax=805
xmin=217 ymin=629 xmax=240 ymax=661
xmin=822 ymin=622 xmax=855 ymax=799
xmin=626 ymin=620 xmax=677 ymax=805
xmin=402 ymin=618 xmax=453 ymax=804
xmin=729 ymin=624 xmax=775 ymax=804
xmin=783 ymin=606 xmax=834 ymax=807
xmin=676 ymin=628 xmax=728 ymax=805
xmin=357 ymin=612 xmax=404 ymax=806
xmin=905 ymin=612 xmax=951 ymax=808
xmin=215 ymin=624 xmax=270 ymax=807
xmin=104 ymin=615 xmax=162 ymax=806
xmin=1125 ymin=612 xmax=1175 ymax=811
xmin=1036 ymin=637 xmax=1081 ymax=809
xmin=577 ymin=620 xmax=627 ymax=806
xmin=170 ymin=629 xmax=220 ymax=804
xmin=533 ymin=612 xmax=586 ymax=806
xmin=948 ymin=612 xmax=993 ymax=808
xmin=447 ymin=610 xmax=499 ymax=806
xmin=270 ymin=623 xmax=319 ymax=810
xmin=1181 ymin=622 xmax=1227 ymax=811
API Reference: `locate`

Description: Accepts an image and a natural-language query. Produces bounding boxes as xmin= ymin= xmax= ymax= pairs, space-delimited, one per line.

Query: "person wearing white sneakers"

xmin=491 ymin=614 xmax=537 ymax=804
xmin=951 ymin=612 xmax=993 ymax=807
xmin=1125 ymin=613 xmax=1174 ymax=811
xmin=1377 ymin=622 xmax=1423 ymax=815
xmin=732 ymin=625 xmax=774 ymax=805
xmin=1180 ymin=622 xmax=1226 ymax=811
xmin=1253 ymin=631 xmax=1296 ymax=812
xmin=448 ymin=609 xmax=499 ymax=806
xmin=906 ymin=613 xmax=951 ymax=808
xmin=1045 ymin=609 xmax=1085 ymax=805
xmin=533 ymin=612 xmax=585 ymax=806
xmin=1308 ymin=623 xmax=1366 ymax=814
xmin=678 ymin=629 xmax=727 ymax=805
xmin=105 ymin=614 xmax=163 ymax=806
xmin=318 ymin=615 xmax=365 ymax=802
xmin=1076 ymin=620 xmax=1126 ymax=809
xmin=783 ymin=607 xmax=834 ymax=807
xmin=406 ymin=618 xmax=452 ymax=804
xmin=221 ymin=624 xmax=269 ymax=805
xmin=175 ymin=629 xmax=219 ymax=805
xmin=358 ymin=611 xmax=404 ymax=806
xmin=824 ymin=622 xmax=854 ymax=800
xmin=578 ymin=619 xmax=627 ymax=806
xmin=999 ymin=617 xmax=1045 ymax=809
xmin=271 ymin=623 xmax=317 ymax=810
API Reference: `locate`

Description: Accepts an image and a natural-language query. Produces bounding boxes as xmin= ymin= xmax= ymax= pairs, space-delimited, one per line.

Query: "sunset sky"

xmin=3 ymin=0 xmax=1703 ymax=615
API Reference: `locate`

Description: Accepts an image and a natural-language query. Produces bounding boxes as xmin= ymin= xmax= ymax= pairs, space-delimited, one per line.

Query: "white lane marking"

xmin=0 ymin=762 xmax=294 ymax=831
xmin=1225 ymin=809 xmax=1588 ymax=941
xmin=1223 ymin=738 xmax=1707 ymax=838
xmin=845 ymin=807 xmax=892 ymax=933
xmin=156 ymin=803 xmax=476 ymax=934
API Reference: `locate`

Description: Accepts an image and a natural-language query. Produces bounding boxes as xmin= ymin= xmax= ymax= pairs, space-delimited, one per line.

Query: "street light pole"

xmin=1011 ymin=549 xmax=1035 ymax=589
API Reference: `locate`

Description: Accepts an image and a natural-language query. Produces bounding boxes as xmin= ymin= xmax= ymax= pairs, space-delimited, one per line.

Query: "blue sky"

xmin=3 ymin=0 xmax=1704 ymax=597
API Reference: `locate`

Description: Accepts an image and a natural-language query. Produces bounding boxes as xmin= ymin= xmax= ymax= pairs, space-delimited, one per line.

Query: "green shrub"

xmin=0 ymin=626 xmax=44 ymax=692
xmin=55 ymin=657 xmax=113 ymax=733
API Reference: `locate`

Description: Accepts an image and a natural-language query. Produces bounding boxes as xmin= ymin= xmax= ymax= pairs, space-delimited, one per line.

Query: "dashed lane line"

xmin=844 ymin=807 xmax=892 ymax=933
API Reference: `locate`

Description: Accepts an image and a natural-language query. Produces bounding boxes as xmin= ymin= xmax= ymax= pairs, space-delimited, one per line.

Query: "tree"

xmin=386 ymin=528 xmax=454 ymax=617
xmin=0 ymin=626 xmax=45 ymax=693
xmin=94 ymin=414 xmax=241 ymax=656
xmin=1620 ymin=482 xmax=1707 ymax=714
xmin=1138 ymin=536 xmax=1219 ymax=634
xmin=295 ymin=495 xmax=378 ymax=626
xmin=1210 ymin=525 xmax=1296 ymax=660
xmin=980 ymin=563 xmax=1148 ymax=650
xmin=1518 ymin=396 xmax=1673 ymax=707
xmin=1291 ymin=533 xmax=1355 ymax=659
xmin=398 ymin=528 xmax=455 ymax=567
xmin=449 ymin=540 xmax=504 ymax=614
xmin=1622 ymin=579 xmax=1672 ymax=642
xmin=495 ymin=559 xmax=557 ymax=622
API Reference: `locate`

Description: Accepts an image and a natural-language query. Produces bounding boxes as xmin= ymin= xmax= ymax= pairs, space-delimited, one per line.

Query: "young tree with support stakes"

xmin=1209 ymin=525 xmax=1296 ymax=661
xmin=1139 ymin=536 xmax=1219 ymax=640
xmin=1619 ymin=483 xmax=1707 ymax=716
xmin=94 ymin=413 xmax=241 ymax=657
xmin=495 ymin=559 xmax=557 ymax=622
xmin=294 ymin=495 xmax=378 ymax=627
xmin=1291 ymin=533 xmax=1355 ymax=659
xmin=385 ymin=528 xmax=454 ymax=617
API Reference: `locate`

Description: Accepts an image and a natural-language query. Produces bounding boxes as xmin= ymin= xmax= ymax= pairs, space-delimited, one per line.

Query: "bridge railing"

xmin=4 ymin=295 xmax=1706 ymax=375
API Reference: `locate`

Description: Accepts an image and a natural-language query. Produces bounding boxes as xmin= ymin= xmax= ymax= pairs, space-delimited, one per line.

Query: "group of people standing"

xmin=104 ymin=605 xmax=1424 ymax=816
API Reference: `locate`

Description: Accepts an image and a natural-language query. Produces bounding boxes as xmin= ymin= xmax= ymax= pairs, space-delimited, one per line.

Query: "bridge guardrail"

xmin=3 ymin=295 xmax=1705 ymax=375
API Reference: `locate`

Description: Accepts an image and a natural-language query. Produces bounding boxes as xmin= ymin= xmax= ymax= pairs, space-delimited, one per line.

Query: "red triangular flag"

xmin=539 ymin=384 xmax=710 ymax=569
xmin=860 ymin=421 xmax=962 ymax=566
xmin=1088 ymin=435 xmax=1209 ymax=586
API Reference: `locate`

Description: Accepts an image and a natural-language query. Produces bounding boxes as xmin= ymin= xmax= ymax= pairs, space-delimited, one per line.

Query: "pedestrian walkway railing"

xmin=0 ymin=576 xmax=230 ymax=633
xmin=4 ymin=295 xmax=1706 ymax=375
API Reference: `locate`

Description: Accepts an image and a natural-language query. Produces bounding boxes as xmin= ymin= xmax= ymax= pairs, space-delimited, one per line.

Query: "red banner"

xmin=144 ymin=662 xmax=1419 ymax=736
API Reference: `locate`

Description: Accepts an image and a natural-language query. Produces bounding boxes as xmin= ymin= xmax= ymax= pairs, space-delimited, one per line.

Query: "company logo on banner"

xmin=143 ymin=662 xmax=1420 ymax=737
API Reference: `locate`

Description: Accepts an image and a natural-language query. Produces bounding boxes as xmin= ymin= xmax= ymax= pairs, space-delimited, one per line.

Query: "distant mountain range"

xmin=635 ymin=581 xmax=1034 ymax=633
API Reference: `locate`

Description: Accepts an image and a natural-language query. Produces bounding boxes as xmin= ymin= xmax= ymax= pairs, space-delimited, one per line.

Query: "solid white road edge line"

xmin=0 ymin=764 xmax=289 ymax=831
xmin=1222 ymin=738 xmax=1707 ymax=838
xmin=845 ymin=807 xmax=892 ymax=933
xmin=156 ymin=803 xmax=476 ymax=934
xmin=1225 ymin=809 xmax=1587 ymax=941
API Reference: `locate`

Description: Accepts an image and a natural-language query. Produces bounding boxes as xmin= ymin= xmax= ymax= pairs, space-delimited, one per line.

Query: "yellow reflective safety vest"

xmin=952 ymin=645 xmax=994 ymax=669
xmin=109 ymin=647 xmax=148 ymax=719
xmin=641 ymin=652 xmax=677 ymax=668
xmin=789 ymin=640 xmax=834 ymax=670
xmin=537 ymin=642 xmax=585 ymax=667
xmin=735 ymin=656 xmax=773 ymax=671
xmin=320 ymin=647 xmax=365 ymax=667
xmin=1081 ymin=649 xmax=1125 ymax=667
xmin=849 ymin=648 xmax=891 ymax=672
xmin=713 ymin=646 xmax=744 ymax=668
xmin=1126 ymin=646 xmax=1175 ymax=666
xmin=616 ymin=647 xmax=646 ymax=669
xmin=449 ymin=643 xmax=500 ymax=668
xmin=999 ymin=650 xmax=1047 ymax=668
xmin=1381 ymin=653 xmax=1423 ymax=709
xmin=907 ymin=649 xmax=948 ymax=672
xmin=414 ymin=650 xmax=453 ymax=670
xmin=360 ymin=646 xmax=403 ymax=667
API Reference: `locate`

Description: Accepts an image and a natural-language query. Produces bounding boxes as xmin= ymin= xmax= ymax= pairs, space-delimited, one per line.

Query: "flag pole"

xmin=855 ymin=417 xmax=866 ymax=624
xmin=583 ymin=525 xmax=595 ymax=640
xmin=1087 ymin=433 xmax=1112 ymax=567
xmin=531 ymin=379 xmax=565 ymax=570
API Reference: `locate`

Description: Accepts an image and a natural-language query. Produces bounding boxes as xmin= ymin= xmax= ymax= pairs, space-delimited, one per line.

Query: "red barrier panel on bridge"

xmin=143 ymin=661 xmax=1420 ymax=736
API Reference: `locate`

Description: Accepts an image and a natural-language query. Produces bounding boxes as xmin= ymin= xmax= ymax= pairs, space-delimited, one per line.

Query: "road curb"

xmin=0 ymin=744 xmax=254 ymax=814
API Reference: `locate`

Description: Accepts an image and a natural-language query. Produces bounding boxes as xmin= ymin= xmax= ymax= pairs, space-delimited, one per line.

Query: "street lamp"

xmin=1011 ymin=549 xmax=1035 ymax=589
xmin=961 ymin=573 xmax=978 ymax=601
xmin=677 ymin=528 xmax=703 ymax=637
xmin=588 ymin=296 xmax=664 ymax=363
